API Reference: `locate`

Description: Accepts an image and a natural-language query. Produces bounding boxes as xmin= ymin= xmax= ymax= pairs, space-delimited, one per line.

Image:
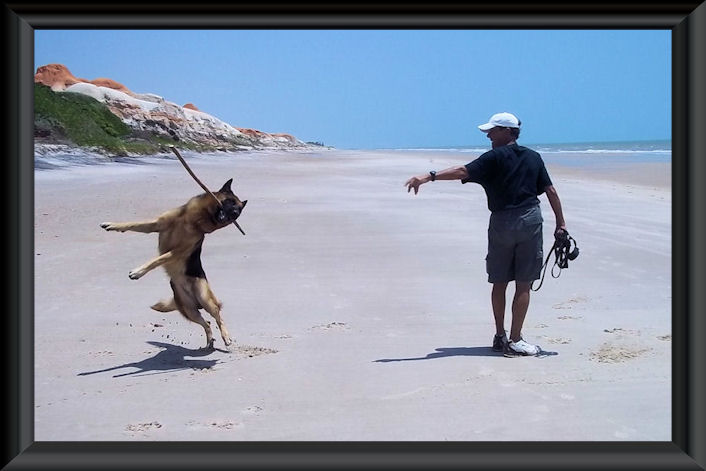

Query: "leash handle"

xmin=532 ymin=231 xmax=579 ymax=292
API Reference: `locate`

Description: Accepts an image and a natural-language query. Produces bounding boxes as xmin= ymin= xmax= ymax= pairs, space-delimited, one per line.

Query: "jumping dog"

xmin=100 ymin=179 xmax=247 ymax=349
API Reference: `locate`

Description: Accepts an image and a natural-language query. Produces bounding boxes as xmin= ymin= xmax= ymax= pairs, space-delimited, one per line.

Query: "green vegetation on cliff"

xmin=34 ymin=84 xmax=201 ymax=155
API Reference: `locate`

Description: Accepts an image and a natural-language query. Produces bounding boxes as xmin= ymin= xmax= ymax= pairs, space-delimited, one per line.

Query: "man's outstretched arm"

xmin=405 ymin=166 xmax=469 ymax=194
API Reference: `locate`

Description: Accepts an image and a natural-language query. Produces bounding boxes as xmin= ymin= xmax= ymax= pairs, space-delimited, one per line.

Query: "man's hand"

xmin=554 ymin=226 xmax=568 ymax=239
xmin=405 ymin=175 xmax=428 ymax=195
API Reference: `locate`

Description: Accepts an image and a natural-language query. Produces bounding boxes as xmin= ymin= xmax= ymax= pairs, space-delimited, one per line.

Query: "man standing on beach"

xmin=404 ymin=112 xmax=567 ymax=357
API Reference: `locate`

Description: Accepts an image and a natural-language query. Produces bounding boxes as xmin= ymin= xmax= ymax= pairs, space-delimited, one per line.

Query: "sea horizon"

xmin=378 ymin=138 xmax=672 ymax=167
xmin=376 ymin=138 xmax=671 ymax=154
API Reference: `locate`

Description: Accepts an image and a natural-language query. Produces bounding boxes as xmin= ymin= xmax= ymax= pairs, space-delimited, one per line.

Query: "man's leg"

xmin=509 ymin=281 xmax=531 ymax=341
xmin=491 ymin=282 xmax=508 ymax=336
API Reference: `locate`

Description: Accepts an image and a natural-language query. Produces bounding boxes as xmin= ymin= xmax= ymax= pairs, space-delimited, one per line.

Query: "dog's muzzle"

xmin=216 ymin=200 xmax=247 ymax=224
xmin=216 ymin=208 xmax=239 ymax=223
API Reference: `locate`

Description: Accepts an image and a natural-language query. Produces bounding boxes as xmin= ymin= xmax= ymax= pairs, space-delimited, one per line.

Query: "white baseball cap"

xmin=478 ymin=112 xmax=521 ymax=132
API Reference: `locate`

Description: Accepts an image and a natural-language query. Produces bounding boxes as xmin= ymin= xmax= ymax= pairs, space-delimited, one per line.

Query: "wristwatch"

xmin=429 ymin=170 xmax=437 ymax=181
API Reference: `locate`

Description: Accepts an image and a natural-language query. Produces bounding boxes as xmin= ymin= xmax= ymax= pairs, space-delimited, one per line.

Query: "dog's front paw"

xmin=100 ymin=222 xmax=118 ymax=231
xmin=128 ymin=270 xmax=143 ymax=280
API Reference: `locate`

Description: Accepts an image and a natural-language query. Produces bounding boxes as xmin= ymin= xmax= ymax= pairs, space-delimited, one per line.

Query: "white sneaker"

xmin=505 ymin=338 xmax=540 ymax=357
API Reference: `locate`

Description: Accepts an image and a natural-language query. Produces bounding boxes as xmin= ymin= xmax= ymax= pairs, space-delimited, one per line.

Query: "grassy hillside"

xmin=33 ymin=83 xmax=192 ymax=155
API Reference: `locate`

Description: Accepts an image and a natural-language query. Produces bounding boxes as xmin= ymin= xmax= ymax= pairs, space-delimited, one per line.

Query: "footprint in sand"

xmin=243 ymin=405 xmax=263 ymax=415
xmin=309 ymin=322 xmax=349 ymax=332
xmin=557 ymin=315 xmax=583 ymax=320
xmin=125 ymin=421 xmax=162 ymax=436
xmin=589 ymin=342 xmax=651 ymax=363
xmin=656 ymin=334 xmax=671 ymax=341
xmin=603 ymin=327 xmax=641 ymax=336
xmin=541 ymin=336 xmax=572 ymax=344
xmin=89 ymin=350 xmax=115 ymax=357
xmin=552 ymin=296 xmax=589 ymax=310
xmin=125 ymin=421 xmax=162 ymax=432
xmin=186 ymin=419 xmax=240 ymax=430
xmin=208 ymin=420 xmax=238 ymax=430
xmin=233 ymin=345 xmax=278 ymax=358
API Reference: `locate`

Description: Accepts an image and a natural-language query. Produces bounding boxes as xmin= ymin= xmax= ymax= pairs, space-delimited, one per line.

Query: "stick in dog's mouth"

xmin=232 ymin=220 xmax=246 ymax=235
xmin=169 ymin=145 xmax=245 ymax=235
xmin=226 ymin=214 xmax=246 ymax=235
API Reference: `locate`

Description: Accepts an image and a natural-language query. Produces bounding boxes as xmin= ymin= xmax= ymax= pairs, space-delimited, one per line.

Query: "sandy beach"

xmin=34 ymin=148 xmax=671 ymax=441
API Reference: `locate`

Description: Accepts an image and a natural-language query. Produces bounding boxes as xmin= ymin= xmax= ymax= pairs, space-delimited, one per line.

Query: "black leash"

xmin=531 ymin=230 xmax=579 ymax=291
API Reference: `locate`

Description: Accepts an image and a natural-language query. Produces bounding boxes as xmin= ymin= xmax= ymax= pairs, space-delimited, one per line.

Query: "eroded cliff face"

xmin=34 ymin=63 xmax=310 ymax=151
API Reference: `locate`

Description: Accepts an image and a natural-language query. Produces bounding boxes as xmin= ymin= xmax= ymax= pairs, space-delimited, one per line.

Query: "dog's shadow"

xmin=373 ymin=346 xmax=558 ymax=363
xmin=78 ymin=341 xmax=227 ymax=378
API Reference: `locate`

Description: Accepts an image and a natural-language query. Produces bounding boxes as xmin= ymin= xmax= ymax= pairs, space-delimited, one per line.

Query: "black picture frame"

xmin=3 ymin=3 xmax=705 ymax=470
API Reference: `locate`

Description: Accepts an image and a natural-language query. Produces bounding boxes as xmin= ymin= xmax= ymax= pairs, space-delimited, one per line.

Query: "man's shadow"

xmin=374 ymin=346 xmax=557 ymax=363
xmin=78 ymin=341 xmax=226 ymax=378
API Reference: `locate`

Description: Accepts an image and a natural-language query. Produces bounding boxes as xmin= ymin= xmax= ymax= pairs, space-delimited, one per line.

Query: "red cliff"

xmin=35 ymin=63 xmax=133 ymax=95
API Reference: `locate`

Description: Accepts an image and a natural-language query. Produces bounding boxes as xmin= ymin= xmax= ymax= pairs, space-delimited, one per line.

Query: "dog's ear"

xmin=218 ymin=178 xmax=233 ymax=194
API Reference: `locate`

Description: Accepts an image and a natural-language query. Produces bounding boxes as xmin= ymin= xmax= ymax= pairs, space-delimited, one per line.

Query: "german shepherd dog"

xmin=100 ymin=179 xmax=247 ymax=350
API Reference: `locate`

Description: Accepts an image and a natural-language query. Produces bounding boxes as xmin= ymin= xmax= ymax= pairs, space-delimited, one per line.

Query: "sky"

xmin=34 ymin=30 xmax=671 ymax=150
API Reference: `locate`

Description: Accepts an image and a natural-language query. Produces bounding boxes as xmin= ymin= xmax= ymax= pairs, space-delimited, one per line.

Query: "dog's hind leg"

xmin=195 ymin=278 xmax=232 ymax=348
xmin=151 ymin=297 xmax=177 ymax=312
xmin=129 ymin=251 xmax=174 ymax=280
xmin=171 ymin=281 xmax=214 ymax=349
xmin=100 ymin=220 xmax=161 ymax=233
xmin=182 ymin=306 xmax=214 ymax=350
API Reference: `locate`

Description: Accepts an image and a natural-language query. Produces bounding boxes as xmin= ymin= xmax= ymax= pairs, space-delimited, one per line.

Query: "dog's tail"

xmin=151 ymin=298 xmax=177 ymax=313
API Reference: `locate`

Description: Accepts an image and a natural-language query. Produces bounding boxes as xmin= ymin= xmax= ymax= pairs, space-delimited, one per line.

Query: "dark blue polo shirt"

xmin=461 ymin=144 xmax=553 ymax=212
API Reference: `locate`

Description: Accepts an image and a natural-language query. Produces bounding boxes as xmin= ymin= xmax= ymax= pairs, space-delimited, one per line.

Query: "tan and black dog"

xmin=100 ymin=179 xmax=247 ymax=350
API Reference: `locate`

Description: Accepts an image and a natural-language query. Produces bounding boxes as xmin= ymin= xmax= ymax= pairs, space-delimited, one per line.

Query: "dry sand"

xmin=34 ymin=149 xmax=671 ymax=441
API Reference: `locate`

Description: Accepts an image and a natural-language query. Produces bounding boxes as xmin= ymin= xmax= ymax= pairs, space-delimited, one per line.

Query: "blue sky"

xmin=35 ymin=30 xmax=671 ymax=149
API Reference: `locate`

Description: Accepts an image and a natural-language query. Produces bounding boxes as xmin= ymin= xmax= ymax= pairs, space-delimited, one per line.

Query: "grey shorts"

xmin=486 ymin=205 xmax=544 ymax=283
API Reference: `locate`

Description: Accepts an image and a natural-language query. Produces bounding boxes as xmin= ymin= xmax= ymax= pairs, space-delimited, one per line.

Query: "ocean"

xmin=388 ymin=139 xmax=672 ymax=167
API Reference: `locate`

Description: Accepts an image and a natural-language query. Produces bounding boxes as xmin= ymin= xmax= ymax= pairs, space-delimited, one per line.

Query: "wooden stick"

xmin=169 ymin=145 xmax=220 ymax=204
xmin=169 ymin=145 xmax=246 ymax=235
